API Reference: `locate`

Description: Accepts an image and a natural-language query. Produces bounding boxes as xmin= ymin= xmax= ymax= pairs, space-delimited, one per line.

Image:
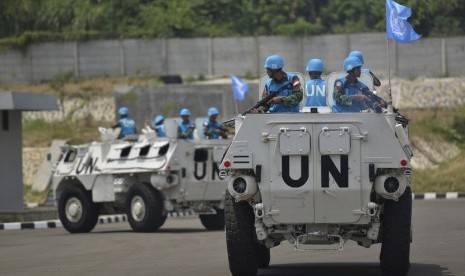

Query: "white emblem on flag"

xmin=390 ymin=8 xmax=407 ymax=38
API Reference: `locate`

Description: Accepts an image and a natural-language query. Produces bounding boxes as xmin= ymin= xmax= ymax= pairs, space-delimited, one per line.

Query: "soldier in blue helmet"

xmin=147 ymin=114 xmax=166 ymax=137
xmin=304 ymin=58 xmax=327 ymax=107
xmin=112 ymin=106 xmax=137 ymax=139
xmin=177 ymin=108 xmax=195 ymax=140
xmin=348 ymin=50 xmax=381 ymax=87
xmin=253 ymin=55 xmax=303 ymax=113
xmin=203 ymin=107 xmax=228 ymax=139
xmin=332 ymin=56 xmax=386 ymax=113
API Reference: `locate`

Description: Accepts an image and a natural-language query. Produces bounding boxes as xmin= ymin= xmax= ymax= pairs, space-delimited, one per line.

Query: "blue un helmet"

xmin=118 ymin=106 xmax=129 ymax=116
xmin=264 ymin=55 xmax=284 ymax=70
xmin=343 ymin=56 xmax=363 ymax=72
xmin=179 ymin=108 xmax=191 ymax=117
xmin=154 ymin=114 xmax=164 ymax=124
xmin=306 ymin=58 xmax=324 ymax=72
xmin=348 ymin=50 xmax=364 ymax=65
xmin=207 ymin=107 xmax=219 ymax=117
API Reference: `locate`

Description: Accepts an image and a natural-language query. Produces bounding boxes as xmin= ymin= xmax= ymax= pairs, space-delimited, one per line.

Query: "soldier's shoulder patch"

xmin=292 ymin=78 xmax=300 ymax=87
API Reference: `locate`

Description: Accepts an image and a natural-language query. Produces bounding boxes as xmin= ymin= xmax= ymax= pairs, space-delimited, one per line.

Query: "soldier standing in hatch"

xmin=147 ymin=114 xmax=166 ymax=137
xmin=332 ymin=56 xmax=386 ymax=113
xmin=112 ymin=106 xmax=137 ymax=139
xmin=305 ymin=58 xmax=327 ymax=107
xmin=203 ymin=107 xmax=228 ymax=139
xmin=177 ymin=108 xmax=195 ymax=140
xmin=252 ymin=54 xmax=303 ymax=113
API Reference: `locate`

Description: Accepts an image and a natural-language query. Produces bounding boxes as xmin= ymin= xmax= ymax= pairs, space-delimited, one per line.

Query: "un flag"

xmin=386 ymin=0 xmax=420 ymax=43
xmin=231 ymin=76 xmax=249 ymax=101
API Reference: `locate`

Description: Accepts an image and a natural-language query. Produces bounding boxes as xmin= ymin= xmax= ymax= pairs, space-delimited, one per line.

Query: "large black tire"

xmin=257 ymin=243 xmax=271 ymax=269
xmin=199 ymin=207 xmax=225 ymax=230
xmin=225 ymin=191 xmax=259 ymax=276
xmin=126 ymin=183 xmax=167 ymax=232
xmin=380 ymin=186 xmax=412 ymax=276
xmin=58 ymin=185 xmax=99 ymax=233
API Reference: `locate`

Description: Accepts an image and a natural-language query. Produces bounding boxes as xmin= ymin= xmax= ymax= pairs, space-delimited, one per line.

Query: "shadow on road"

xmin=91 ymin=228 xmax=221 ymax=234
xmin=157 ymin=228 xmax=220 ymax=234
xmin=257 ymin=262 xmax=449 ymax=276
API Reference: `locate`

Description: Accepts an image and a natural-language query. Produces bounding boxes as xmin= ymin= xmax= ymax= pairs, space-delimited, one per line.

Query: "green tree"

xmin=35 ymin=0 xmax=107 ymax=32
xmin=1 ymin=0 xmax=465 ymax=42
xmin=35 ymin=0 xmax=74 ymax=32
xmin=407 ymin=0 xmax=465 ymax=36
xmin=0 ymin=0 xmax=35 ymax=37
xmin=140 ymin=0 xmax=207 ymax=37
xmin=319 ymin=0 xmax=385 ymax=33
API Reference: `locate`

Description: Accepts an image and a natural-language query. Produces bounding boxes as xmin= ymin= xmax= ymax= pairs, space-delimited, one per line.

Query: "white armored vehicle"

xmin=220 ymin=72 xmax=413 ymax=276
xmin=52 ymin=119 xmax=229 ymax=233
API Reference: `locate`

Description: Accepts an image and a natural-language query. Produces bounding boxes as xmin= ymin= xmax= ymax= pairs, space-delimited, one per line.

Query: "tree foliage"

xmin=1 ymin=0 xmax=464 ymax=43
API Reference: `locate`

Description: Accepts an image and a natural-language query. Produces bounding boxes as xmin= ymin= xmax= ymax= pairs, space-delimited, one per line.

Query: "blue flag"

xmin=386 ymin=0 xmax=420 ymax=43
xmin=231 ymin=76 xmax=249 ymax=101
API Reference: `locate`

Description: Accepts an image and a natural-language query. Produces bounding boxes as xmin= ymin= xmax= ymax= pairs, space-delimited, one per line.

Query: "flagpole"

xmin=386 ymin=38 xmax=393 ymax=106
xmin=234 ymin=100 xmax=239 ymax=115
xmin=385 ymin=37 xmax=397 ymax=133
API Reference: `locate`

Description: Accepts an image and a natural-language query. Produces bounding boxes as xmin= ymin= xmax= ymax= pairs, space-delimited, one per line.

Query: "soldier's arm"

xmin=334 ymin=80 xmax=353 ymax=106
xmin=146 ymin=119 xmax=156 ymax=130
xmin=179 ymin=129 xmax=191 ymax=139
xmin=214 ymin=125 xmax=227 ymax=137
xmin=177 ymin=126 xmax=184 ymax=138
xmin=111 ymin=121 xmax=121 ymax=129
xmin=282 ymin=76 xmax=303 ymax=107
xmin=185 ymin=127 xmax=195 ymax=138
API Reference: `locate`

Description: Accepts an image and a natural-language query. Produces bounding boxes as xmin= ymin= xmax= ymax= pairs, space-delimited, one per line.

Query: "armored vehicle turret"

xmin=52 ymin=118 xmax=230 ymax=233
xmin=220 ymin=72 xmax=413 ymax=276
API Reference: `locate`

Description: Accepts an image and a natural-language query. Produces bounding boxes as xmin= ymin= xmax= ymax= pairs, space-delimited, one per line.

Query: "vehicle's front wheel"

xmin=257 ymin=243 xmax=270 ymax=269
xmin=225 ymin=191 xmax=259 ymax=276
xmin=58 ymin=185 xmax=99 ymax=233
xmin=380 ymin=186 xmax=412 ymax=276
xmin=199 ymin=207 xmax=225 ymax=230
xmin=126 ymin=183 xmax=167 ymax=232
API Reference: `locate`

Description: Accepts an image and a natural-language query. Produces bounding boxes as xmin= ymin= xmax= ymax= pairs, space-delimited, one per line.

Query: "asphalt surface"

xmin=0 ymin=200 xmax=464 ymax=276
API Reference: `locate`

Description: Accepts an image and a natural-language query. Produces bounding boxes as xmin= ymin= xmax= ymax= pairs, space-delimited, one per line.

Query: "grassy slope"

xmin=402 ymin=107 xmax=465 ymax=193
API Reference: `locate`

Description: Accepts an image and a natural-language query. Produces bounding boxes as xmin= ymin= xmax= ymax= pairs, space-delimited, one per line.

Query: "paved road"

xmin=1 ymin=200 xmax=464 ymax=276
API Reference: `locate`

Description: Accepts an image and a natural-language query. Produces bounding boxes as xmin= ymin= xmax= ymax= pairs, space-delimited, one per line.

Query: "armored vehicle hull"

xmin=220 ymin=111 xmax=412 ymax=276
xmin=53 ymin=134 xmax=230 ymax=233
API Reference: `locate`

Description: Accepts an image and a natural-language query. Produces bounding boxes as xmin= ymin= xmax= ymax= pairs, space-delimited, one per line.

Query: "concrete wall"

xmin=0 ymin=111 xmax=23 ymax=211
xmin=1 ymin=33 xmax=464 ymax=85
xmin=30 ymin=42 xmax=76 ymax=82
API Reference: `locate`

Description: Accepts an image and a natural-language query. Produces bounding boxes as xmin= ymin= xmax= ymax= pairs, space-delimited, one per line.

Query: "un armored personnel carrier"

xmin=220 ymin=72 xmax=413 ymax=276
xmin=52 ymin=119 xmax=230 ymax=233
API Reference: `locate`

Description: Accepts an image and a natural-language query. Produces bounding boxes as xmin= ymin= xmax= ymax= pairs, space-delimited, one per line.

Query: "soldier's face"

xmin=267 ymin=69 xmax=283 ymax=81
xmin=266 ymin=68 xmax=273 ymax=77
xmin=354 ymin=67 xmax=362 ymax=77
